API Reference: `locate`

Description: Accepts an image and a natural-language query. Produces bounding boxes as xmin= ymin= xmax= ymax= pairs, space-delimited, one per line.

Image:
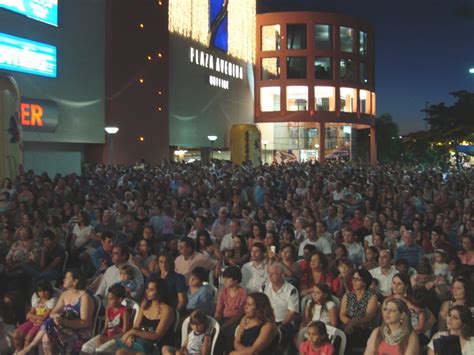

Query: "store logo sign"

xmin=209 ymin=0 xmax=228 ymax=52
xmin=20 ymin=98 xmax=58 ymax=132
xmin=0 ymin=0 xmax=58 ymax=26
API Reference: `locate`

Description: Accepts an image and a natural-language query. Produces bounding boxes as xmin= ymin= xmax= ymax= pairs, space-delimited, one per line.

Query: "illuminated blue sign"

xmin=0 ymin=0 xmax=58 ymax=26
xmin=0 ymin=32 xmax=57 ymax=77
xmin=210 ymin=0 xmax=228 ymax=52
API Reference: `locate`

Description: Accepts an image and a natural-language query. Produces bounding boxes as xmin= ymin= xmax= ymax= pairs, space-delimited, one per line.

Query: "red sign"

xmin=19 ymin=98 xmax=58 ymax=132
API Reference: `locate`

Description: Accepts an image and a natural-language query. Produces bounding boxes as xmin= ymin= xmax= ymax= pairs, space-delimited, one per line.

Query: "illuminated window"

xmin=340 ymin=26 xmax=354 ymax=52
xmin=261 ymin=58 xmax=280 ymax=80
xmin=262 ymin=25 xmax=281 ymax=51
xmin=287 ymin=86 xmax=308 ymax=111
xmin=315 ymin=57 xmax=332 ymax=80
xmin=340 ymin=59 xmax=355 ymax=82
xmin=360 ymin=90 xmax=372 ymax=114
xmin=371 ymin=92 xmax=376 ymax=115
xmin=287 ymin=24 xmax=307 ymax=49
xmin=261 ymin=87 xmax=281 ymax=112
xmin=314 ymin=86 xmax=335 ymax=111
xmin=340 ymin=87 xmax=357 ymax=113
xmin=315 ymin=24 xmax=332 ymax=50
xmin=287 ymin=56 xmax=307 ymax=79
xmin=359 ymin=31 xmax=368 ymax=55
xmin=360 ymin=62 xmax=369 ymax=84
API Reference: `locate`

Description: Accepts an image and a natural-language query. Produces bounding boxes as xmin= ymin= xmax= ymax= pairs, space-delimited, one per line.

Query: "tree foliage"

xmin=375 ymin=113 xmax=402 ymax=163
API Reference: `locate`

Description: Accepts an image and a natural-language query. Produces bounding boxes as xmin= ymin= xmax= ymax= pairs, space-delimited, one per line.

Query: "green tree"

xmin=375 ymin=113 xmax=402 ymax=163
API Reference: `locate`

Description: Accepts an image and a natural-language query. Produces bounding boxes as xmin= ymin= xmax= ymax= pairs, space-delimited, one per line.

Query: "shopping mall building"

xmin=0 ymin=1 xmax=376 ymax=176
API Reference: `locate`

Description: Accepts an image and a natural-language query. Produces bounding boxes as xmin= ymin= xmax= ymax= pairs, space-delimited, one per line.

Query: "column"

xmin=370 ymin=126 xmax=376 ymax=164
xmin=319 ymin=121 xmax=325 ymax=163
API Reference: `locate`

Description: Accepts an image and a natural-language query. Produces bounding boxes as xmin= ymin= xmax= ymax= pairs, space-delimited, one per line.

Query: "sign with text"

xmin=0 ymin=32 xmax=57 ymax=77
xmin=0 ymin=0 xmax=58 ymax=26
xmin=20 ymin=98 xmax=58 ymax=132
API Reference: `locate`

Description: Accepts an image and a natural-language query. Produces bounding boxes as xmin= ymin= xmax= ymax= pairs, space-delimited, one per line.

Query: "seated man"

xmin=241 ymin=242 xmax=268 ymax=293
xmin=175 ymin=237 xmax=220 ymax=281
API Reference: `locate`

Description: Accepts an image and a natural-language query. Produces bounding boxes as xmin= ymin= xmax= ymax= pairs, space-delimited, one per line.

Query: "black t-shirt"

xmin=44 ymin=245 xmax=65 ymax=271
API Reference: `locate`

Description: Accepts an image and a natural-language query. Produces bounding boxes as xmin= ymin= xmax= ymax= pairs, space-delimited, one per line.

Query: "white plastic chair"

xmin=122 ymin=298 xmax=140 ymax=325
xmin=297 ymin=325 xmax=346 ymax=355
xmin=181 ymin=315 xmax=220 ymax=354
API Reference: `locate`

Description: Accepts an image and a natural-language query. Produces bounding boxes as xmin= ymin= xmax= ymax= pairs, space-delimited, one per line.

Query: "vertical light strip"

xmin=227 ymin=0 xmax=256 ymax=63
xmin=168 ymin=0 xmax=209 ymax=47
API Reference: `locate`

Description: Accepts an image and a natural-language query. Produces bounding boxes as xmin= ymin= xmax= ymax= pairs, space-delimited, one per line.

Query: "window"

xmin=314 ymin=57 xmax=332 ymax=80
xmin=260 ymin=87 xmax=281 ymax=112
xmin=261 ymin=25 xmax=280 ymax=51
xmin=287 ymin=24 xmax=307 ymax=49
xmin=314 ymin=86 xmax=335 ymax=111
xmin=340 ymin=26 xmax=354 ymax=52
xmin=340 ymin=87 xmax=357 ymax=113
xmin=340 ymin=59 xmax=355 ymax=81
xmin=261 ymin=58 xmax=280 ymax=80
xmin=371 ymin=92 xmax=376 ymax=116
xmin=359 ymin=31 xmax=368 ymax=55
xmin=360 ymin=90 xmax=372 ymax=114
xmin=287 ymin=86 xmax=308 ymax=111
xmin=360 ymin=62 xmax=368 ymax=84
xmin=287 ymin=56 xmax=307 ymax=79
xmin=315 ymin=24 xmax=332 ymax=50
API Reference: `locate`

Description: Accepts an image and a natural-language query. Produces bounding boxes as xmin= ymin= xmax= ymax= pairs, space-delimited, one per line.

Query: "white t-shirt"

xmin=309 ymin=300 xmax=336 ymax=325
xmin=31 ymin=293 xmax=57 ymax=314
xmin=73 ymin=224 xmax=92 ymax=249
xmin=428 ymin=331 xmax=474 ymax=355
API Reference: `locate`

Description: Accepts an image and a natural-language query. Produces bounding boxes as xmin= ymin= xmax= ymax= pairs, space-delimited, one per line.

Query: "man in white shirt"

xmin=369 ymin=249 xmax=398 ymax=296
xmin=342 ymin=227 xmax=365 ymax=266
xmin=264 ymin=263 xmax=299 ymax=352
xmin=241 ymin=242 xmax=267 ymax=293
xmin=95 ymin=245 xmax=144 ymax=303
xmin=220 ymin=219 xmax=240 ymax=251
xmin=298 ymin=223 xmax=332 ymax=257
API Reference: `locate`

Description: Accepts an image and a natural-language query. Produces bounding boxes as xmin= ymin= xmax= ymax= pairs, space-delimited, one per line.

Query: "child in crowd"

xmin=115 ymin=265 xmax=137 ymax=299
xmin=302 ymin=283 xmax=337 ymax=327
xmin=13 ymin=280 xmax=57 ymax=353
xmin=361 ymin=246 xmax=379 ymax=271
xmin=409 ymin=288 xmax=435 ymax=347
xmin=332 ymin=257 xmax=353 ymax=298
xmin=433 ymin=249 xmax=449 ymax=277
xmin=299 ymin=321 xmax=335 ymax=355
xmin=81 ymin=285 xmax=130 ymax=353
xmin=162 ymin=310 xmax=211 ymax=355
xmin=186 ymin=267 xmax=214 ymax=316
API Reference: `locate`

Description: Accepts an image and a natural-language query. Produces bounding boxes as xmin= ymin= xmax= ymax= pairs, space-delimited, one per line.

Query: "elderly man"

xmin=369 ymin=249 xmax=398 ymax=296
xmin=264 ymin=263 xmax=299 ymax=352
xmin=220 ymin=219 xmax=240 ymax=251
xmin=95 ymin=245 xmax=144 ymax=302
xmin=241 ymin=242 xmax=268 ymax=293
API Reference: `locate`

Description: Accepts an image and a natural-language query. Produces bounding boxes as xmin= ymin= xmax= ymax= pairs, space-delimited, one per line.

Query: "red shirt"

xmin=106 ymin=305 xmax=127 ymax=337
xmin=299 ymin=341 xmax=335 ymax=355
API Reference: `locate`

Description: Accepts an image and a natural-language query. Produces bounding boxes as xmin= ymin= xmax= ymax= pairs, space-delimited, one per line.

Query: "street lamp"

xmin=207 ymin=135 xmax=218 ymax=159
xmin=469 ymin=68 xmax=474 ymax=74
xmin=261 ymin=139 xmax=269 ymax=164
xmin=105 ymin=126 xmax=119 ymax=165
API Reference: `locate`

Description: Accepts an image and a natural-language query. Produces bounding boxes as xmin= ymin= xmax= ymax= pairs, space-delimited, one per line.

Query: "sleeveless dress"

xmin=43 ymin=291 xmax=91 ymax=354
xmin=241 ymin=324 xmax=278 ymax=355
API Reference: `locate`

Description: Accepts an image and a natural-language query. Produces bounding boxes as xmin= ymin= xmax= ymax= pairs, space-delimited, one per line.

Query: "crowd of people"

xmin=0 ymin=159 xmax=472 ymax=355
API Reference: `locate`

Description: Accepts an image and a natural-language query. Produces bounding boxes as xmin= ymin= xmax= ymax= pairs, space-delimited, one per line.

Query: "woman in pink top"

xmin=214 ymin=266 xmax=248 ymax=354
xmin=458 ymin=235 xmax=474 ymax=265
xmin=364 ymin=298 xmax=419 ymax=354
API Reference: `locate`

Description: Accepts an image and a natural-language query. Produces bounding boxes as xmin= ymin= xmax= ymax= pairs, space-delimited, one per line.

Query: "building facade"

xmin=255 ymin=12 xmax=376 ymax=163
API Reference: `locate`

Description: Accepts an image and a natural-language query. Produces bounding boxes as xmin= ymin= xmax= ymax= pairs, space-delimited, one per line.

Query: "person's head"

xmin=78 ymin=210 xmax=90 ymax=226
xmin=402 ymin=230 xmax=414 ymax=246
xmin=189 ymin=267 xmax=208 ymax=288
xmin=230 ymin=219 xmax=240 ymax=235
xmin=280 ymin=243 xmax=296 ymax=262
xmin=310 ymin=251 xmax=328 ymax=272
xmin=303 ymin=244 xmax=317 ymax=260
xmin=178 ymin=237 xmax=195 ymax=257
xmin=447 ymin=305 xmax=473 ymax=339
xmin=378 ymin=249 xmax=392 ymax=269
xmin=158 ymin=251 xmax=175 ymax=274
xmin=101 ymin=230 xmax=115 ymax=252
xmin=334 ymin=243 xmax=348 ymax=259
xmin=306 ymin=321 xmax=330 ymax=347
xmin=107 ymin=284 xmax=126 ymax=308
xmin=343 ymin=227 xmax=354 ymax=244
xmin=197 ymin=230 xmax=212 ymax=250
xmin=264 ymin=231 xmax=277 ymax=247
xmin=119 ymin=264 xmax=134 ymax=282
xmin=189 ymin=310 xmax=208 ymax=335
xmin=311 ymin=282 xmax=332 ymax=305
xmin=434 ymin=249 xmax=446 ymax=264
xmin=452 ymin=277 xmax=473 ymax=306
xmin=250 ymin=242 xmax=265 ymax=263
xmin=268 ymin=263 xmax=285 ymax=286
xmin=391 ymin=273 xmax=412 ymax=298
xmin=365 ymin=246 xmax=379 ymax=263
xmin=145 ymin=278 xmax=168 ymax=305
xmin=143 ymin=225 xmax=154 ymax=240
xmin=373 ymin=233 xmax=384 ymax=249
xmin=36 ymin=279 xmax=54 ymax=300
xmin=244 ymin=292 xmax=275 ymax=323
xmin=41 ymin=229 xmax=56 ymax=249
xmin=352 ymin=269 xmax=373 ymax=291
xmin=337 ymin=257 xmax=353 ymax=277
xmin=305 ymin=223 xmax=316 ymax=240
xmin=412 ymin=288 xmax=428 ymax=309
xmin=251 ymin=223 xmax=265 ymax=238
xmin=395 ymin=258 xmax=409 ymax=274
xmin=63 ymin=269 xmax=87 ymax=290
xmin=461 ymin=235 xmax=473 ymax=252
xmin=137 ymin=238 xmax=153 ymax=256
xmin=112 ymin=245 xmax=130 ymax=265
xmin=222 ymin=266 xmax=242 ymax=288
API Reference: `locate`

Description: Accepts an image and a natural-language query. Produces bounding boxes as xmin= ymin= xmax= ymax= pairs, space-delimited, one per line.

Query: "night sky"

xmin=258 ymin=0 xmax=474 ymax=134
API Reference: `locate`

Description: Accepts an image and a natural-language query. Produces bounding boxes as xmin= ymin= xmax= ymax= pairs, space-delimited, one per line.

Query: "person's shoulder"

xmin=298 ymin=340 xmax=311 ymax=352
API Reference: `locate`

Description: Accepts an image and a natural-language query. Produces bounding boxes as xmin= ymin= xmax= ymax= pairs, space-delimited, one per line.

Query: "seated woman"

xmin=19 ymin=269 xmax=94 ymax=355
xmin=458 ymin=235 xmax=474 ymax=266
xmin=300 ymin=251 xmax=332 ymax=297
xmin=230 ymin=292 xmax=278 ymax=355
xmin=438 ymin=276 xmax=474 ymax=331
xmin=428 ymin=305 xmax=474 ymax=355
xmin=364 ymin=298 xmax=419 ymax=354
xmin=224 ymin=235 xmax=249 ymax=268
xmin=339 ymin=269 xmax=378 ymax=351
xmin=116 ymin=278 xmax=175 ymax=355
